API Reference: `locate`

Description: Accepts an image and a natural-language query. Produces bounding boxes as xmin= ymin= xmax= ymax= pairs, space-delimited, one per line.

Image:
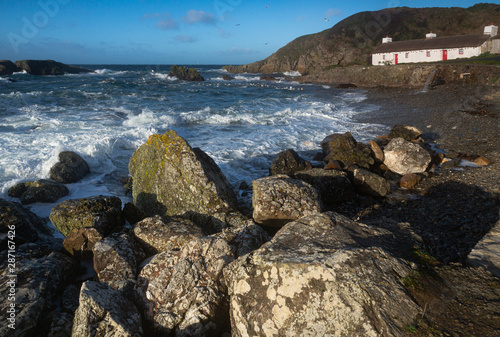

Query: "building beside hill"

xmin=372 ymin=24 xmax=500 ymax=66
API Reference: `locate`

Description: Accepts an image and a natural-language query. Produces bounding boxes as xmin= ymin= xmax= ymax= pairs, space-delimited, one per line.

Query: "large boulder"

xmin=0 ymin=246 xmax=78 ymax=337
xmin=72 ymin=281 xmax=143 ymax=337
xmin=136 ymin=236 xmax=233 ymax=336
xmin=293 ymin=168 xmax=356 ymax=205
xmin=14 ymin=60 xmax=92 ymax=76
xmin=0 ymin=198 xmax=56 ymax=247
xmin=129 ymin=130 xmax=238 ymax=228
xmin=269 ymin=149 xmax=312 ymax=176
xmin=63 ymin=227 xmax=102 ymax=260
xmin=49 ymin=151 xmax=90 ymax=184
xmin=93 ymin=233 xmax=142 ymax=296
xmin=8 ymin=179 xmax=69 ymax=204
xmin=0 ymin=60 xmax=20 ymax=75
xmin=384 ymin=137 xmax=432 ymax=175
xmin=133 ymin=215 xmax=205 ymax=256
xmin=224 ymin=212 xmax=420 ymax=337
xmin=468 ymin=218 xmax=500 ymax=278
xmin=320 ymin=132 xmax=374 ymax=169
xmin=169 ymin=65 xmax=204 ymax=81
xmin=347 ymin=165 xmax=391 ymax=197
xmin=49 ymin=195 xmax=124 ymax=237
xmin=252 ymin=175 xmax=322 ymax=227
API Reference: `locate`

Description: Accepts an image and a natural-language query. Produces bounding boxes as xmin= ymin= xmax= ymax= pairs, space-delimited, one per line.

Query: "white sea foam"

xmin=283 ymin=70 xmax=302 ymax=77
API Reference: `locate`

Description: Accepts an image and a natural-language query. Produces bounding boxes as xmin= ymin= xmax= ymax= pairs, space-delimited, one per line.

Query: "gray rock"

xmin=49 ymin=151 xmax=90 ymax=184
xmin=9 ymin=179 xmax=69 ymax=204
xmin=50 ymin=195 xmax=124 ymax=237
xmin=133 ymin=215 xmax=205 ymax=256
xmin=136 ymin=236 xmax=233 ymax=336
xmin=129 ymin=130 xmax=238 ymax=229
xmin=0 ymin=247 xmax=78 ymax=337
xmin=252 ymin=175 xmax=322 ymax=227
xmin=72 ymin=281 xmax=143 ymax=337
xmin=347 ymin=165 xmax=391 ymax=197
xmin=293 ymin=168 xmax=357 ymax=205
xmin=320 ymin=132 xmax=374 ymax=169
xmin=224 ymin=212 xmax=420 ymax=337
xmin=269 ymin=149 xmax=312 ymax=176
xmin=388 ymin=124 xmax=423 ymax=141
xmin=468 ymin=216 xmax=500 ymax=278
xmin=93 ymin=233 xmax=140 ymax=295
xmin=384 ymin=137 xmax=432 ymax=175
xmin=14 ymin=60 xmax=92 ymax=76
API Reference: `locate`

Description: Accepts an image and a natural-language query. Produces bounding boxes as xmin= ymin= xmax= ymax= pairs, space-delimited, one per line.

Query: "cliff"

xmin=223 ymin=3 xmax=500 ymax=74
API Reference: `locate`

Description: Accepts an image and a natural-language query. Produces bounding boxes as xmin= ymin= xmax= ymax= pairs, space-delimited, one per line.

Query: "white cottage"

xmin=372 ymin=24 xmax=500 ymax=66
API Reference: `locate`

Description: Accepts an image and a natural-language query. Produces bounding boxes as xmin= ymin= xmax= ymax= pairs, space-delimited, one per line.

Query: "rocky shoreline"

xmin=1 ymin=82 xmax=500 ymax=336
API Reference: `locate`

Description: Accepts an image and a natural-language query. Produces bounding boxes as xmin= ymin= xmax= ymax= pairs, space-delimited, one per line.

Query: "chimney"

xmin=484 ymin=23 xmax=498 ymax=36
xmin=426 ymin=31 xmax=437 ymax=39
xmin=382 ymin=36 xmax=392 ymax=43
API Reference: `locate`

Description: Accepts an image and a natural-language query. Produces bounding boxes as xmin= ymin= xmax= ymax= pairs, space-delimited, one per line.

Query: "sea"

xmin=0 ymin=64 xmax=388 ymax=219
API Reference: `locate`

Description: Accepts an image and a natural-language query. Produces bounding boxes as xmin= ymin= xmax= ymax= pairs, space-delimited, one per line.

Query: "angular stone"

xmin=388 ymin=124 xmax=422 ymax=141
xmin=399 ymin=173 xmax=422 ymax=189
xmin=72 ymin=281 xmax=143 ymax=337
xmin=224 ymin=212 xmax=420 ymax=337
xmin=269 ymin=149 xmax=312 ymax=176
xmin=474 ymin=156 xmax=491 ymax=166
xmin=320 ymin=132 xmax=374 ymax=169
xmin=347 ymin=165 xmax=391 ymax=197
xmin=293 ymin=168 xmax=357 ymax=205
xmin=9 ymin=179 xmax=69 ymax=205
xmin=384 ymin=137 xmax=431 ymax=175
xmin=50 ymin=195 xmax=124 ymax=237
xmin=93 ymin=233 xmax=140 ymax=295
xmin=252 ymin=175 xmax=322 ymax=227
xmin=323 ymin=159 xmax=342 ymax=170
xmin=133 ymin=215 xmax=205 ymax=256
xmin=370 ymin=139 xmax=385 ymax=162
xmin=63 ymin=228 xmax=103 ymax=260
xmin=129 ymin=130 xmax=238 ymax=227
xmin=468 ymin=218 xmax=500 ymax=278
xmin=136 ymin=236 xmax=233 ymax=336
xmin=49 ymin=151 xmax=90 ymax=184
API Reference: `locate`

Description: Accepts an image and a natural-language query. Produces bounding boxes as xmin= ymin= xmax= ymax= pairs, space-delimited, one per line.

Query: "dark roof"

xmin=373 ymin=34 xmax=492 ymax=54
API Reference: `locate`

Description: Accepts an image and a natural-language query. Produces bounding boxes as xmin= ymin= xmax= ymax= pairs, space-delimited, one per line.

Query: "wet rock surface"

xmin=269 ymin=149 xmax=312 ymax=176
xmin=8 ymin=179 xmax=69 ymax=204
xmin=49 ymin=151 xmax=90 ymax=184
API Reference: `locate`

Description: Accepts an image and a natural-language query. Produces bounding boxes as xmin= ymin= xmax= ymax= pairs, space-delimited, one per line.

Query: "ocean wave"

xmin=153 ymin=73 xmax=177 ymax=81
xmin=283 ymin=70 xmax=302 ymax=77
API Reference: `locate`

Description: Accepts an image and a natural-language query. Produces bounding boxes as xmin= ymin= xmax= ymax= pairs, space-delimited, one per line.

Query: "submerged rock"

xmin=129 ymin=130 xmax=238 ymax=229
xmin=320 ymin=132 xmax=374 ymax=169
xmin=384 ymin=137 xmax=432 ymax=175
xmin=224 ymin=212 xmax=420 ymax=337
xmin=169 ymin=65 xmax=204 ymax=81
xmin=49 ymin=195 xmax=124 ymax=237
xmin=269 ymin=149 xmax=312 ymax=176
xmin=49 ymin=151 xmax=90 ymax=184
xmin=252 ymin=175 xmax=322 ymax=227
xmin=8 ymin=179 xmax=69 ymax=204
xmin=72 ymin=281 xmax=143 ymax=337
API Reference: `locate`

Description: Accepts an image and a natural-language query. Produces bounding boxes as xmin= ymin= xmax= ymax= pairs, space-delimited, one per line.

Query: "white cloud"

xmin=180 ymin=10 xmax=216 ymax=25
xmin=174 ymin=34 xmax=197 ymax=43
xmin=325 ymin=8 xmax=342 ymax=18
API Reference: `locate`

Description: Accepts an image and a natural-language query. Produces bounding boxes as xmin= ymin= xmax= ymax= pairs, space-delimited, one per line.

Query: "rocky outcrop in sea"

xmin=1 ymin=124 xmax=498 ymax=336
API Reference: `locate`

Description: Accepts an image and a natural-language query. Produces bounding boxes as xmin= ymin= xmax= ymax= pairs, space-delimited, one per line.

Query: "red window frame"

xmin=459 ymin=48 xmax=464 ymax=55
xmin=426 ymin=51 xmax=431 ymax=57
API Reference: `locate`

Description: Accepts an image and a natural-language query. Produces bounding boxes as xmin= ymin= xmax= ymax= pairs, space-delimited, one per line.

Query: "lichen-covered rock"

xmin=133 ymin=215 xmax=205 ymax=256
xmin=49 ymin=195 xmax=124 ymax=237
xmin=72 ymin=281 xmax=143 ymax=337
xmin=63 ymin=227 xmax=103 ymax=260
xmin=384 ymin=137 xmax=432 ymax=175
xmin=129 ymin=130 xmax=238 ymax=228
xmin=0 ymin=198 xmax=57 ymax=247
xmin=252 ymin=175 xmax=322 ymax=227
xmin=269 ymin=149 xmax=312 ymax=176
xmin=293 ymin=168 xmax=356 ymax=205
xmin=0 ymin=247 xmax=78 ymax=337
xmin=169 ymin=65 xmax=204 ymax=81
xmin=49 ymin=151 xmax=90 ymax=184
xmin=8 ymin=179 xmax=69 ymax=204
xmin=347 ymin=165 xmax=391 ymax=197
xmin=388 ymin=124 xmax=423 ymax=141
xmin=224 ymin=212 xmax=420 ymax=337
xmin=320 ymin=132 xmax=374 ymax=169
xmin=93 ymin=233 xmax=141 ymax=295
xmin=136 ymin=236 xmax=233 ymax=336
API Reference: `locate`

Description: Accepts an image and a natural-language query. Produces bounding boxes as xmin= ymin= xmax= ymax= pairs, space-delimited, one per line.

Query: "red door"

xmin=394 ymin=54 xmax=398 ymax=65
xmin=442 ymin=50 xmax=448 ymax=60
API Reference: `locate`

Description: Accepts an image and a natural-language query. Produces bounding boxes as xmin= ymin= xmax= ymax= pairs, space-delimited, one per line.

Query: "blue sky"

xmin=0 ymin=0 xmax=494 ymax=64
